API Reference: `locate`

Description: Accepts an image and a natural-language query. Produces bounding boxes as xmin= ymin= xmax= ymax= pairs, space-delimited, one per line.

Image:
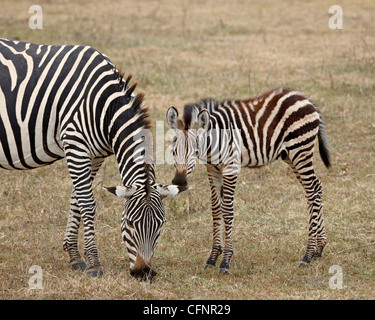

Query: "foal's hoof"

xmin=86 ymin=269 xmax=104 ymax=278
xmin=219 ymin=268 xmax=229 ymax=274
xmin=313 ymin=252 xmax=323 ymax=260
xmin=219 ymin=267 xmax=229 ymax=275
xmin=298 ymin=261 xmax=310 ymax=268
xmin=218 ymin=259 xmax=230 ymax=274
xmin=71 ymin=261 xmax=88 ymax=271
xmin=204 ymin=262 xmax=216 ymax=270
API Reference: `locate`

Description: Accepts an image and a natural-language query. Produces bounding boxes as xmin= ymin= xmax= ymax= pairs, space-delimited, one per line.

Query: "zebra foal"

xmin=0 ymin=38 xmax=186 ymax=279
xmin=166 ymin=87 xmax=331 ymax=273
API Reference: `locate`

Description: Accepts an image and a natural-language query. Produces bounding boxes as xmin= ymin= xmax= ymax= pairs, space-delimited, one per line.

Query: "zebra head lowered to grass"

xmin=166 ymin=88 xmax=331 ymax=273
xmin=105 ymin=167 xmax=186 ymax=280
xmin=0 ymin=38 xmax=187 ymax=279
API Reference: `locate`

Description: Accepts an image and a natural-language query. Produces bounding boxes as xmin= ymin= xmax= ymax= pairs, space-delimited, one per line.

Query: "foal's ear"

xmin=104 ymin=185 xmax=137 ymax=199
xmin=155 ymin=184 xmax=188 ymax=199
xmin=197 ymin=109 xmax=210 ymax=135
xmin=166 ymin=106 xmax=179 ymax=130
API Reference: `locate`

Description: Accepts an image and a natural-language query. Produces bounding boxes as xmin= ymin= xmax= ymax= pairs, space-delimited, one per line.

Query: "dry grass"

xmin=1 ymin=0 xmax=375 ymax=300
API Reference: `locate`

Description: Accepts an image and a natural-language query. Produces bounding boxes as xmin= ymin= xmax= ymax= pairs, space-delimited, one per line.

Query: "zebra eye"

xmin=127 ymin=220 xmax=135 ymax=229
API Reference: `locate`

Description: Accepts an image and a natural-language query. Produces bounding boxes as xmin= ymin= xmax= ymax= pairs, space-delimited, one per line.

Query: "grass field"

xmin=0 ymin=0 xmax=374 ymax=300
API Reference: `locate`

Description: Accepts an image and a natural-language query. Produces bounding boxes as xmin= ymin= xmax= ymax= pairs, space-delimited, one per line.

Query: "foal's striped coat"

xmin=167 ymin=87 xmax=331 ymax=273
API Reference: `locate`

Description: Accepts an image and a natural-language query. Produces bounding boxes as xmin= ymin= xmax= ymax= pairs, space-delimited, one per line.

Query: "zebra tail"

xmin=317 ymin=114 xmax=331 ymax=169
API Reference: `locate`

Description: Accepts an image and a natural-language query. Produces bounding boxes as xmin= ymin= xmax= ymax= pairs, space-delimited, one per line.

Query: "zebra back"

xmin=181 ymin=88 xmax=330 ymax=168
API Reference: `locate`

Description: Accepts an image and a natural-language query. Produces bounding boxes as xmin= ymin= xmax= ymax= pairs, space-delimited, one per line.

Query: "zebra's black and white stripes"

xmin=167 ymin=87 xmax=331 ymax=273
xmin=0 ymin=38 xmax=186 ymax=279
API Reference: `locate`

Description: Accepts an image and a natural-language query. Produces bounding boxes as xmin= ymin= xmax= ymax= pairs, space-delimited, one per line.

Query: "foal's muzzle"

xmin=172 ymin=173 xmax=187 ymax=187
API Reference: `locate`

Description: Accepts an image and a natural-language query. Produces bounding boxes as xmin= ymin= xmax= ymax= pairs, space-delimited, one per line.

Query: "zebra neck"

xmin=198 ymin=117 xmax=239 ymax=166
xmin=109 ymin=115 xmax=153 ymax=187
xmin=116 ymin=151 xmax=155 ymax=188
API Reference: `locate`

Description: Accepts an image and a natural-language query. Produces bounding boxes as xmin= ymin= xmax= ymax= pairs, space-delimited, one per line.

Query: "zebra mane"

xmin=183 ymin=98 xmax=217 ymax=129
xmin=107 ymin=72 xmax=153 ymax=191
xmin=122 ymin=73 xmax=151 ymax=131
xmin=116 ymin=66 xmax=126 ymax=84
xmin=121 ymin=73 xmax=153 ymax=196
xmin=144 ymin=163 xmax=155 ymax=199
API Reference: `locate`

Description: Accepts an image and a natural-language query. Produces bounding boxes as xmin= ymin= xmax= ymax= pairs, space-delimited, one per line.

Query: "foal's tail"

xmin=317 ymin=112 xmax=331 ymax=169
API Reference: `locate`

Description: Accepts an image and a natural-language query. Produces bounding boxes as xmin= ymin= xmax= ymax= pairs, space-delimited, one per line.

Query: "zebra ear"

xmin=166 ymin=106 xmax=179 ymax=130
xmin=155 ymin=184 xmax=189 ymax=199
xmin=197 ymin=109 xmax=210 ymax=134
xmin=104 ymin=185 xmax=137 ymax=199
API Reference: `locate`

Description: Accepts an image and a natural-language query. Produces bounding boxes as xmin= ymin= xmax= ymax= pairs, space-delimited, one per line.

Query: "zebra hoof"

xmin=218 ymin=259 xmax=230 ymax=274
xmin=298 ymin=261 xmax=310 ymax=268
xmin=313 ymin=252 xmax=323 ymax=260
xmin=71 ymin=261 xmax=88 ymax=271
xmin=204 ymin=263 xmax=216 ymax=270
xmin=86 ymin=269 xmax=104 ymax=278
xmin=219 ymin=267 xmax=229 ymax=275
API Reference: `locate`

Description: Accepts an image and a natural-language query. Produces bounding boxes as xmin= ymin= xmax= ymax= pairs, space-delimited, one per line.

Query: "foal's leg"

xmin=284 ymin=150 xmax=326 ymax=267
xmin=218 ymin=174 xmax=238 ymax=274
xmin=204 ymin=165 xmax=224 ymax=269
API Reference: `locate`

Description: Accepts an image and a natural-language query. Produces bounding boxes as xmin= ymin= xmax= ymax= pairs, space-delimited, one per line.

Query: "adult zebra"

xmin=166 ymin=87 xmax=331 ymax=273
xmin=0 ymin=38 xmax=186 ymax=279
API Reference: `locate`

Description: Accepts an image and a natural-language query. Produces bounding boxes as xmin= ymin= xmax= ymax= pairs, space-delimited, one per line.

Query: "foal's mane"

xmin=182 ymin=98 xmax=217 ymax=129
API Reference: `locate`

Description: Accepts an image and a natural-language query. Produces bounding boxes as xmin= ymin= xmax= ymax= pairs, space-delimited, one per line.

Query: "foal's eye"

xmin=173 ymin=136 xmax=177 ymax=143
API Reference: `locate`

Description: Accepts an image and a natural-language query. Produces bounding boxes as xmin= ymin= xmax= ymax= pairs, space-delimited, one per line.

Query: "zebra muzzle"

xmin=172 ymin=172 xmax=187 ymax=187
xmin=130 ymin=256 xmax=156 ymax=280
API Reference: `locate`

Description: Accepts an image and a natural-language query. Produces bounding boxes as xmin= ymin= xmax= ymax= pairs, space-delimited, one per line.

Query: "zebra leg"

xmin=314 ymin=215 xmax=327 ymax=260
xmin=63 ymin=189 xmax=87 ymax=271
xmin=312 ymin=184 xmax=326 ymax=260
xmin=284 ymin=155 xmax=326 ymax=267
xmin=64 ymin=138 xmax=104 ymax=277
xmin=63 ymin=157 xmax=104 ymax=272
xmin=73 ymin=172 xmax=103 ymax=276
xmin=81 ymin=157 xmax=105 ymax=277
xmin=301 ymin=179 xmax=325 ymax=267
xmin=204 ymin=166 xmax=223 ymax=269
xmin=218 ymin=174 xmax=237 ymax=274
